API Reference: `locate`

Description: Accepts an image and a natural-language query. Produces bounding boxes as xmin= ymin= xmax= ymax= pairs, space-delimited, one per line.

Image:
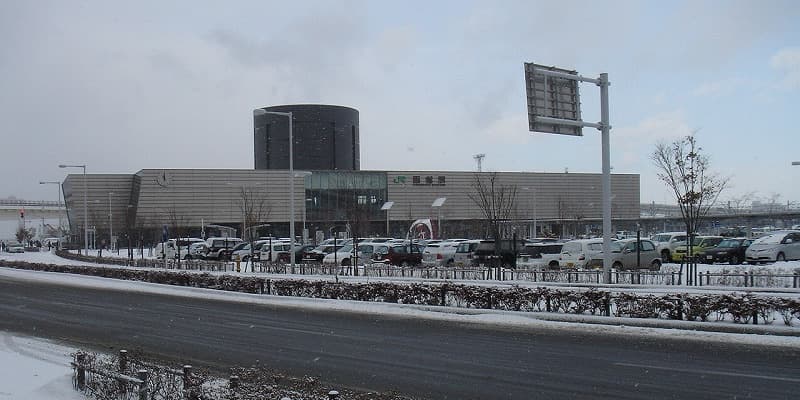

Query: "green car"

xmin=673 ymin=236 xmax=724 ymax=262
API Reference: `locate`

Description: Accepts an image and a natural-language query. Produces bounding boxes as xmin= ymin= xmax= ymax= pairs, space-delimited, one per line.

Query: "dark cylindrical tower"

xmin=254 ymin=104 xmax=359 ymax=171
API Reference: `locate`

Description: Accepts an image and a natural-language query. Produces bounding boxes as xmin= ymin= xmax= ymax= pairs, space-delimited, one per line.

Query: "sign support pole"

xmin=599 ymin=73 xmax=612 ymax=284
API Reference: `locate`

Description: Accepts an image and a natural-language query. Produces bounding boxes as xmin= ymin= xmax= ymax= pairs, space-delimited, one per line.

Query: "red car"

xmin=372 ymin=244 xmax=424 ymax=266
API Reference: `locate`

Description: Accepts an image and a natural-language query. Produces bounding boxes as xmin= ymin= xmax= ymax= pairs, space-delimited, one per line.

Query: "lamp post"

xmin=253 ymin=108 xmax=298 ymax=268
xmin=431 ymin=198 xmax=447 ymax=239
xmin=40 ymin=181 xmax=63 ymax=241
xmin=59 ymin=164 xmax=87 ymax=255
xmin=381 ymin=201 xmax=394 ymax=236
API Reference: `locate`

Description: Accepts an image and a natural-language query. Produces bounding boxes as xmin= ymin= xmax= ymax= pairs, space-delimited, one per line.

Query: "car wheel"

xmin=729 ymin=255 xmax=740 ymax=265
xmin=776 ymin=252 xmax=786 ymax=262
xmin=650 ymin=259 xmax=662 ymax=271
xmin=341 ymin=258 xmax=351 ymax=266
xmin=242 ymin=256 xmax=249 ymax=262
xmin=548 ymin=260 xmax=559 ymax=269
xmin=401 ymin=261 xmax=409 ymax=267
xmin=446 ymin=260 xmax=454 ymax=267
xmin=661 ymin=250 xmax=671 ymax=262
xmin=612 ymin=261 xmax=623 ymax=270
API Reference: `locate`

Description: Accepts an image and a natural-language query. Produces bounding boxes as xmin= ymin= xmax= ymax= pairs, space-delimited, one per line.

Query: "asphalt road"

xmin=0 ymin=275 xmax=797 ymax=399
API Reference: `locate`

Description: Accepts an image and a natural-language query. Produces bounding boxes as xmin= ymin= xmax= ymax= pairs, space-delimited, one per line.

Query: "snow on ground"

xmin=0 ymin=331 xmax=84 ymax=400
xmin=1 ymin=262 xmax=799 ymax=349
xmin=1 ymin=250 xmax=799 ymax=398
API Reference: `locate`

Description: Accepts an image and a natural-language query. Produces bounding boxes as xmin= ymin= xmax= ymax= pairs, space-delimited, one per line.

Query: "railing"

xmin=698 ymin=271 xmax=800 ymax=288
xmin=72 ymin=349 xmax=344 ymax=400
xmin=52 ymin=250 xmax=798 ymax=288
xmin=0 ymin=199 xmax=62 ymax=207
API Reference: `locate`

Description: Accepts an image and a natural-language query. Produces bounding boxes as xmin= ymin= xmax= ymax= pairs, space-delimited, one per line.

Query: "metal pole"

xmin=289 ymin=111 xmax=296 ymax=268
xmin=108 ymin=192 xmax=113 ymax=251
xmin=532 ymin=188 xmax=537 ymax=238
xmin=83 ymin=166 xmax=88 ymax=254
xmin=599 ymin=73 xmax=612 ymax=284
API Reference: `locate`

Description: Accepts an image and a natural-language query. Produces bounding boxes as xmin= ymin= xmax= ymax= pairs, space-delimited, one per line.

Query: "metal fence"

xmin=54 ymin=250 xmax=798 ymax=288
xmin=698 ymin=271 xmax=800 ymax=288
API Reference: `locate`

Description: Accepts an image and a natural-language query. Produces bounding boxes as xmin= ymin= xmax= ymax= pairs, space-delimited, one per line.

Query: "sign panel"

xmin=524 ymin=63 xmax=582 ymax=136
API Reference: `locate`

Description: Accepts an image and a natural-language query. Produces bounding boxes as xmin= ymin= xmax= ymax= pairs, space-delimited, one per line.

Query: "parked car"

xmin=559 ymin=238 xmax=607 ymax=269
xmin=204 ymin=237 xmax=243 ymax=260
xmin=304 ymin=244 xmax=340 ymax=263
xmin=586 ymin=239 xmax=662 ymax=271
xmin=155 ymin=238 xmax=205 ymax=259
xmin=187 ymin=242 xmax=210 ymax=259
xmin=746 ymin=231 xmax=800 ymax=264
xmin=372 ymin=243 xmax=424 ymax=266
xmin=650 ymin=232 xmax=689 ymax=262
xmin=453 ymin=240 xmax=481 ymax=267
xmin=421 ymin=242 xmax=460 ymax=267
xmin=697 ymin=238 xmax=753 ymax=264
xmin=259 ymin=241 xmax=301 ymax=262
xmin=673 ymin=236 xmax=724 ymax=262
xmin=232 ymin=240 xmax=273 ymax=262
xmin=516 ymin=242 xmax=564 ymax=270
xmin=322 ymin=243 xmax=377 ymax=266
xmin=469 ymin=239 xmax=525 ymax=268
xmin=5 ymin=241 xmax=25 ymax=253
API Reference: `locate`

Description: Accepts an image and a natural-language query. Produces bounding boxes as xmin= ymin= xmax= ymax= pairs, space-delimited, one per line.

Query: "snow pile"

xmin=0 ymin=332 xmax=84 ymax=400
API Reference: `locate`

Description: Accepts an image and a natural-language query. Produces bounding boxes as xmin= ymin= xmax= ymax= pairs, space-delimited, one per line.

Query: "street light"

xmin=431 ymin=198 xmax=447 ymax=239
xmin=39 ymin=181 xmax=63 ymax=241
xmin=59 ymin=164 xmax=87 ymax=255
xmin=253 ymin=108 xmax=298 ymax=268
xmin=381 ymin=201 xmax=394 ymax=236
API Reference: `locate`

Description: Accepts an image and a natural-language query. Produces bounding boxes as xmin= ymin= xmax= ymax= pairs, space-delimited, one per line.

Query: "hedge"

xmin=2 ymin=260 xmax=799 ymax=326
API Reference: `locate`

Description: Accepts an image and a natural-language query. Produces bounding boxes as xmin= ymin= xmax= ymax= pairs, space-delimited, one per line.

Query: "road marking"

xmin=614 ymin=362 xmax=800 ymax=383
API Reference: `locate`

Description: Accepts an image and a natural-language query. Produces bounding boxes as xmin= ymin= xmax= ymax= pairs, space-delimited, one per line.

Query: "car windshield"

xmin=716 ymin=239 xmax=739 ymax=248
xmin=753 ymin=234 xmax=784 ymax=245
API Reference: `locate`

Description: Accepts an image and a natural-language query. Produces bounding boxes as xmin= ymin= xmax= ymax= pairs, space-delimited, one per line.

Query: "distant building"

xmin=61 ymin=104 xmax=640 ymax=246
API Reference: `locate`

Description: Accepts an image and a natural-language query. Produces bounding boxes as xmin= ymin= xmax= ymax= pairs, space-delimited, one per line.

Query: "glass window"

xmin=641 ymin=241 xmax=655 ymax=251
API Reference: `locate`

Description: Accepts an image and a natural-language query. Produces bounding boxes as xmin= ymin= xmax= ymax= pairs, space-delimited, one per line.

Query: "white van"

xmin=559 ymin=238 xmax=607 ymax=269
xmin=155 ymin=238 xmax=205 ymax=259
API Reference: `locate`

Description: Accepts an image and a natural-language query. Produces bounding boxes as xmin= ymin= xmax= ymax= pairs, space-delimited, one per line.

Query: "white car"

xmin=650 ymin=232 xmax=689 ymax=262
xmin=5 ymin=241 xmax=25 ymax=253
xmin=745 ymin=231 xmax=800 ymax=264
xmin=421 ymin=242 xmax=460 ymax=267
xmin=322 ymin=244 xmax=376 ymax=266
xmin=155 ymin=238 xmax=205 ymax=259
xmin=516 ymin=242 xmax=563 ymax=270
xmin=559 ymin=238 xmax=608 ymax=269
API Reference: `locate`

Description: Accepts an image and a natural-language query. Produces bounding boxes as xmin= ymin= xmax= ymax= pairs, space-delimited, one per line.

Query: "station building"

xmin=61 ymin=104 xmax=640 ymax=247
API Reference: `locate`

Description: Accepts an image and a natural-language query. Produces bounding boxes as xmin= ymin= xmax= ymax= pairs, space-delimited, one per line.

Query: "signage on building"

xmin=392 ymin=175 xmax=446 ymax=187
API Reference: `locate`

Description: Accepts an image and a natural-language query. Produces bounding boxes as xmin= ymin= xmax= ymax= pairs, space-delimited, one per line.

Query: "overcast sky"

xmin=1 ymin=0 xmax=798 ymax=205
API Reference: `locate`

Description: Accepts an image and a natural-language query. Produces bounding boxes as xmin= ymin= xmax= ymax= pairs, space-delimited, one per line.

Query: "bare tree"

xmin=237 ymin=187 xmax=271 ymax=265
xmin=652 ymin=134 xmax=728 ymax=283
xmin=468 ymin=172 xmax=518 ymax=240
xmin=16 ymin=226 xmax=34 ymax=244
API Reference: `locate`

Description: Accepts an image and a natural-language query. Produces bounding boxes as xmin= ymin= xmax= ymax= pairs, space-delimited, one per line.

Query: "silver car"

xmin=745 ymin=231 xmax=800 ymax=264
xmin=587 ymin=238 xmax=662 ymax=271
